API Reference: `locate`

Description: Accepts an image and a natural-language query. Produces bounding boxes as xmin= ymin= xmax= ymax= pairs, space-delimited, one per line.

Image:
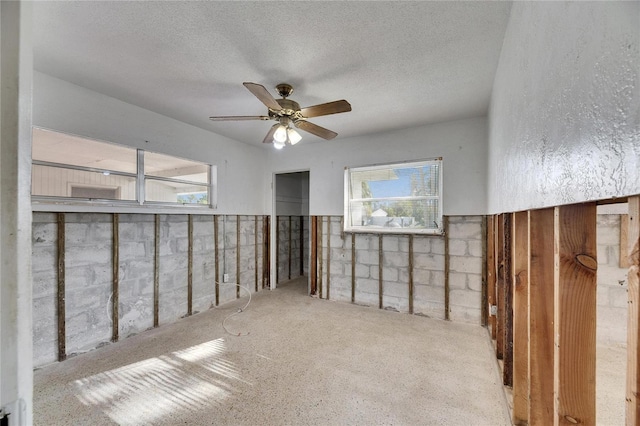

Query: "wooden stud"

xmin=481 ymin=216 xmax=488 ymax=327
xmin=265 ymin=216 xmax=270 ymax=289
xmin=529 ymin=208 xmax=555 ymax=426
xmin=318 ymin=216 xmax=323 ymax=298
xmin=112 ymin=213 xmax=119 ymax=342
xmin=444 ymin=216 xmax=450 ymax=320
xmin=236 ymin=215 xmax=240 ymax=298
xmin=622 ymin=214 xmax=630 ymax=268
xmin=512 ymin=211 xmax=529 ymax=425
xmin=310 ymin=216 xmax=317 ymax=295
xmin=154 ymin=214 xmax=160 ymax=327
xmin=276 ymin=216 xmax=280 ymax=284
xmin=214 ymin=215 xmax=219 ymax=305
xmin=379 ymin=234 xmax=384 ymax=309
xmin=409 ymin=234 xmax=414 ymax=315
xmin=255 ymin=216 xmax=259 ymax=292
xmin=326 ymin=217 xmax=331 ymax=300
xmin=496 ymin=214 xmax=505 ymax=359
xmin=300 ymin=216 xmax=304 ymax=277
xmin=187 ymin=215 xmax=193 ymax=316
xmin=487 ymin=216 xmax=496 ymax=338
xmin=351 ymin=233 xmax=356 ymax=303
xmin=288 ymin=215 xmax=292 ymax=280
xmin=57 ymin=213 xmax=66 ymax=361
xmin=503 ymin=213 xmax=514 ymax=387
xmin=627 ymin=197 xmax=640 ymax=425
xmin=554 ymin=203 xmax=597 ymax=426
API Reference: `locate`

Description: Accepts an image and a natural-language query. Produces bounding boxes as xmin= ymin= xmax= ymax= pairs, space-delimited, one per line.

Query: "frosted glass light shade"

xmin=273 ymin=125 xmax=288 ymax=143
xmin=287 ymin=128 xmax=302 ymax=145
xmin=273 ymin=139 xmax=285 ymax=149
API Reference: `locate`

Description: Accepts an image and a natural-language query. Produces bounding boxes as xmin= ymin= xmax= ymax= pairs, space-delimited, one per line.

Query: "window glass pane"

xmin=32 ymin=128 xmax=137 ymax=174
xmin=145 ymin=179 xmax=209 ymax=204
xmin=348 ymin=199 xmax=440 ymax=229
xmin=350 ymin=163 xmax=440 ymax=199
xmin=32 ymin=164 xmax=137 ymax=200
xmin=144 ymin=151 xmax=209 ymax=184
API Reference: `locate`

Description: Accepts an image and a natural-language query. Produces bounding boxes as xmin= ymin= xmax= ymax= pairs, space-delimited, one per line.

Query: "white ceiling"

xmin=33 ymin=1 xmax=512 ymax=147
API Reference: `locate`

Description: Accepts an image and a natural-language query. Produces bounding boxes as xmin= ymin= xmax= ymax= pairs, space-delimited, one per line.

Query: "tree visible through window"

xmin=344 ymin=159 xmax=443 ymax=234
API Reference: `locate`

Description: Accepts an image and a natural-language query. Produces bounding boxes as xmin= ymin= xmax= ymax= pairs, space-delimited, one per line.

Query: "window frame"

xmin=31 ymin=128 xmax=216 ymax=210
xmin=343 ymin=158 xmax=443 ymax=235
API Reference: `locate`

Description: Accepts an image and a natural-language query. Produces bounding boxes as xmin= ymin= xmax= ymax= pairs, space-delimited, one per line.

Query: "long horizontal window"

xmin=344 ymin=159 xmax=443 ymax=234
xmin=32 ymin=128 xmax=215 ymax=208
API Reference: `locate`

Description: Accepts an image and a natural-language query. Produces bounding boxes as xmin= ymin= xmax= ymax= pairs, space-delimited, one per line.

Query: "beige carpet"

xmin=34 ymin=277 xmax=510 ymax=425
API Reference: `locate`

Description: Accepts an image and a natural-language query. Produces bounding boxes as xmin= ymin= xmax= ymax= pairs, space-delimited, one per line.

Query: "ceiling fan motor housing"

xmin=269 ymin=98 xmax=302 ymax=120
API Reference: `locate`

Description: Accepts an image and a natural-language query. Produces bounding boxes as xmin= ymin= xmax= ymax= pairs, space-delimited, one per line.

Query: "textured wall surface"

xmin=276 ymin=216 xmax=305 ymax=284
xmin=322 ymin=215 xmax=483 ymax=323
xmin=489 ymin=1 xmax=640 ymax=213
xmin=32 ymin=213 xmax=268 ymax=367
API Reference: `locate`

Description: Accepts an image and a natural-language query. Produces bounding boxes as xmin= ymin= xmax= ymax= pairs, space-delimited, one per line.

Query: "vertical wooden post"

xmin=481 ymin=216 xmax=488 ymax=327
xmin=255 ymin=216 xmax=259 ymax=292
xmin=154 ymin=214 xmax=160 ymax=326
xmin=496 ymin=214 xmax=505 ymax=359
xmin=300 ymin=216 xmax=304 ymax=277
xmin=626 ymin=196 xmax=640 ymax=424
xmin=554 ymin=203 xmax=597 ymax=426
xmin=503 ymin=213 xmax=513 ymax=386
xmin=112 ymin=213 xmax=119 ymax=342
xmin=265 ymin=216 xmax=270 ymax=289
xmin=379 ymin=234 xmax=384 ymax=309
xmin=409 ymin=234 xmax=414 ymax=315
xmin=214 ymin=215 xmax=219 ymax=305
xmin=236 ymin=215 xmax=240 ymax=298
xmin=310 ymin=216 xmax=317 ymax=295
xmin=351 ymin=233 xmax=356 ymax=303
xmin=276 ymin=216 xmax=280 ymax=284
xmin=318 ymin=216 xmax=323 ymax=298
xmin=444 ymin=216 xmax=450 ymax=320
xmin=326 ymin=217 xmax=331 ymax=300
xmin=529 ymin=208 xmax=555 ymax=426
xmin=512 ymin=211 xmax=529 ymax=425
xmin=187 ymin=215 xmax=193 ymax=316
xmin=487 ymin=216 xmax=496 ymax=339
xmin=288 ymin=215 xmax=292 ymax=280
xmin=622 ymin=214 xmax=630 ymax=268
xmin=57 ymin=213 xmax=66 ymax=361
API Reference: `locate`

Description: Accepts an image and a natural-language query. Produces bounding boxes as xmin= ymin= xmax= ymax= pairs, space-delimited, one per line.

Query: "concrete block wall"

xmin=321 ymin=215 xmax=483 ymax=323
xmin=596 ymin=214 xmax=629 ymax=346
xmin=31 ymin=212 xmax=269 ymax=367
xmin=276 ymin=216 xmax=304 ymax=283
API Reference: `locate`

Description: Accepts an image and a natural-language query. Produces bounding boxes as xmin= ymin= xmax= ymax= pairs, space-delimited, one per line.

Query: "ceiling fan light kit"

xmin=209 ymin=82 xmax=352 ymax=149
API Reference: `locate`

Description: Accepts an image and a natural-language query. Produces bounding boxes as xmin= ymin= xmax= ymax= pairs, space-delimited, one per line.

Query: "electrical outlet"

xmin=223 ymin=273 xmax=229 ymax=283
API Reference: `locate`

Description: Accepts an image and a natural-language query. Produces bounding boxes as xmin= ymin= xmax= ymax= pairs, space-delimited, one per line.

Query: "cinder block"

xmin=355 ymin=263 xmax=370 ymax=278
xmin=449 ymin=272 xmax=467 ymax=290
xmin=355 ymin=278 xmax=378 ymax=294
xmin=382 ymin=266 xmax=399 ymax=282
xmin=383 ymin=294 xmax=409 ymax=313
xmin=449 ymin=240 xmax=467 ymax=256
xmin=356 ymin=249 xmax=378 ymax=266
xmin=413 ymin=253 xmax=444 ymax=271
xmin=383 ymin=236 xmax=399 ymax=252
xmin=412 ymin=236 xmax=430 ymax=254
xmin=450 ymin=288 xmax=481 ymax=309
xmin=383 ymin=252 xmax=409 ymax=268
xmin=413 ymin=268 xmax=431 ymax=285
xmin=449 ymin=221 xmax=481 ymax=240
xmin=467 ymin=240 xmax=483 ymax=258
xmin=33 ymin=222 xmax=57 ymax=246
xmin=383 ymin=281 xmax=408 ymax=299
xmin=467 ymin=273 xmax=482 ymax=292
xmin=431 ymin=238 xmax=445 ymax=255
xmin=449 ymin=255 xmax=482 ymax=274
xmin=355 ymin=235 xmax=373 ymax=250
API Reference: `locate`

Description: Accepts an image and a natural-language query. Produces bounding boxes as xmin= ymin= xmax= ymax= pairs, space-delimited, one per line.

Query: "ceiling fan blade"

xmin=243 ymin=82 xmax=282 ymax=111
xmin=209 ymin=115 xmax=270 ymax=121
xmin=262 ymin=125 xmax=277 ymax=144
xmin=294 ymin=120 xmax=338 ymax=140
xmin=300 ymin=100 xmax=351 ymax=118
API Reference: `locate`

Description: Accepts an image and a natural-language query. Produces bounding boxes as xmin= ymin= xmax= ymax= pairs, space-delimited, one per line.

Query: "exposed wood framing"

xmin=622 ymin=214 xmax=630 ymax=268
xmin=554 ymin=203 xmax=597 ymax=425
xmin=512 ymin=211 xmax=529 ymax=424
xmin=326 ymin=217 xmax=331 ymax=300
xmin=300 ymin=216 xmax=304 ymax=277
xmin=496 ymin=214 xmax=505 ymax=359
xmin=236 ymin=215 xmax=240 ymax=298
xmin=214 ymin=215 xmax=219 ymax=305
xmin=487 ymin=215 xmax=496 ymax=339
xmin=627 ymin=196 xmax=640 ymax=424
xmin=481 ymin=216 xmax=488 ymax=327
xmin=276 ymin=216 xmax=280 ymax=284
xmin=255 ymin=216 xmax=259 ymax=292
xmin=318 ymin=216 xmax=323 ymax=298
xmin=310 ymin=216 xmax=317 ymax=295
xmin=57 ymin=213 xmax=66 ymax=361
xmin=264 ymin=216 xmax=270 ymax=289
xmin=503 ymin=213 xmax=513 ymax=387
xmin=529 ymin=208 xmax=555 ymax=426
xmin=288 ymin=215 xmax=292 ymax=280
xmin=154 ymin=214 xmax=160 ymax=326
xmin=444 ymin=216 xmax=450 ymax=320
xmin=112 ymin=213 xmax=119 ymax=342
xmin=408 ymin=234 xmax=414 ymax=315
xmin=351 ymin=233 xmax=356 ymax=303
xmin=379 ymin=234 xmax=384 ymax=309
xmin=187 ymin=215 xmax=193 ymax=316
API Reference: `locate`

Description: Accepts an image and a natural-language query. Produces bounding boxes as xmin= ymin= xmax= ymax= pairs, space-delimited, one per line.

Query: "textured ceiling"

xmin=33 ymin=1 xmax=512 ymax=147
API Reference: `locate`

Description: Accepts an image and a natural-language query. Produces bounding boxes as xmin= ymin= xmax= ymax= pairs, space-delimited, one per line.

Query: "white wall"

xmin=488 ymin=1 xmax=640 ymax=213
xmin=268 ymin=116 xmax=488 ymax=216
xmin=33 ymin=72 xmax=268 ymax=215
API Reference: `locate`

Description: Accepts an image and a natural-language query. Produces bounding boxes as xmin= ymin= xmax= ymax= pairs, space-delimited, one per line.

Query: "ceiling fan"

xmin=209 ymin=82 xmax=351 ymax=149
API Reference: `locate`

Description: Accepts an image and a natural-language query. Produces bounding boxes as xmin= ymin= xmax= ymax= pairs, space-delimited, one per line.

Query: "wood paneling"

xmin=512 ymin=211 xmax=529 ymax=425
xmin=627 ymin=197 xmax=640 ymax=425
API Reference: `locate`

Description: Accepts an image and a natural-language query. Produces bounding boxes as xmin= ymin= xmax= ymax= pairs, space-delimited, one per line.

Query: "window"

xmin=344 ymin=158 xmax=443 ymax=234
xmin=32 ymin=128 xmax=215 ymax=208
